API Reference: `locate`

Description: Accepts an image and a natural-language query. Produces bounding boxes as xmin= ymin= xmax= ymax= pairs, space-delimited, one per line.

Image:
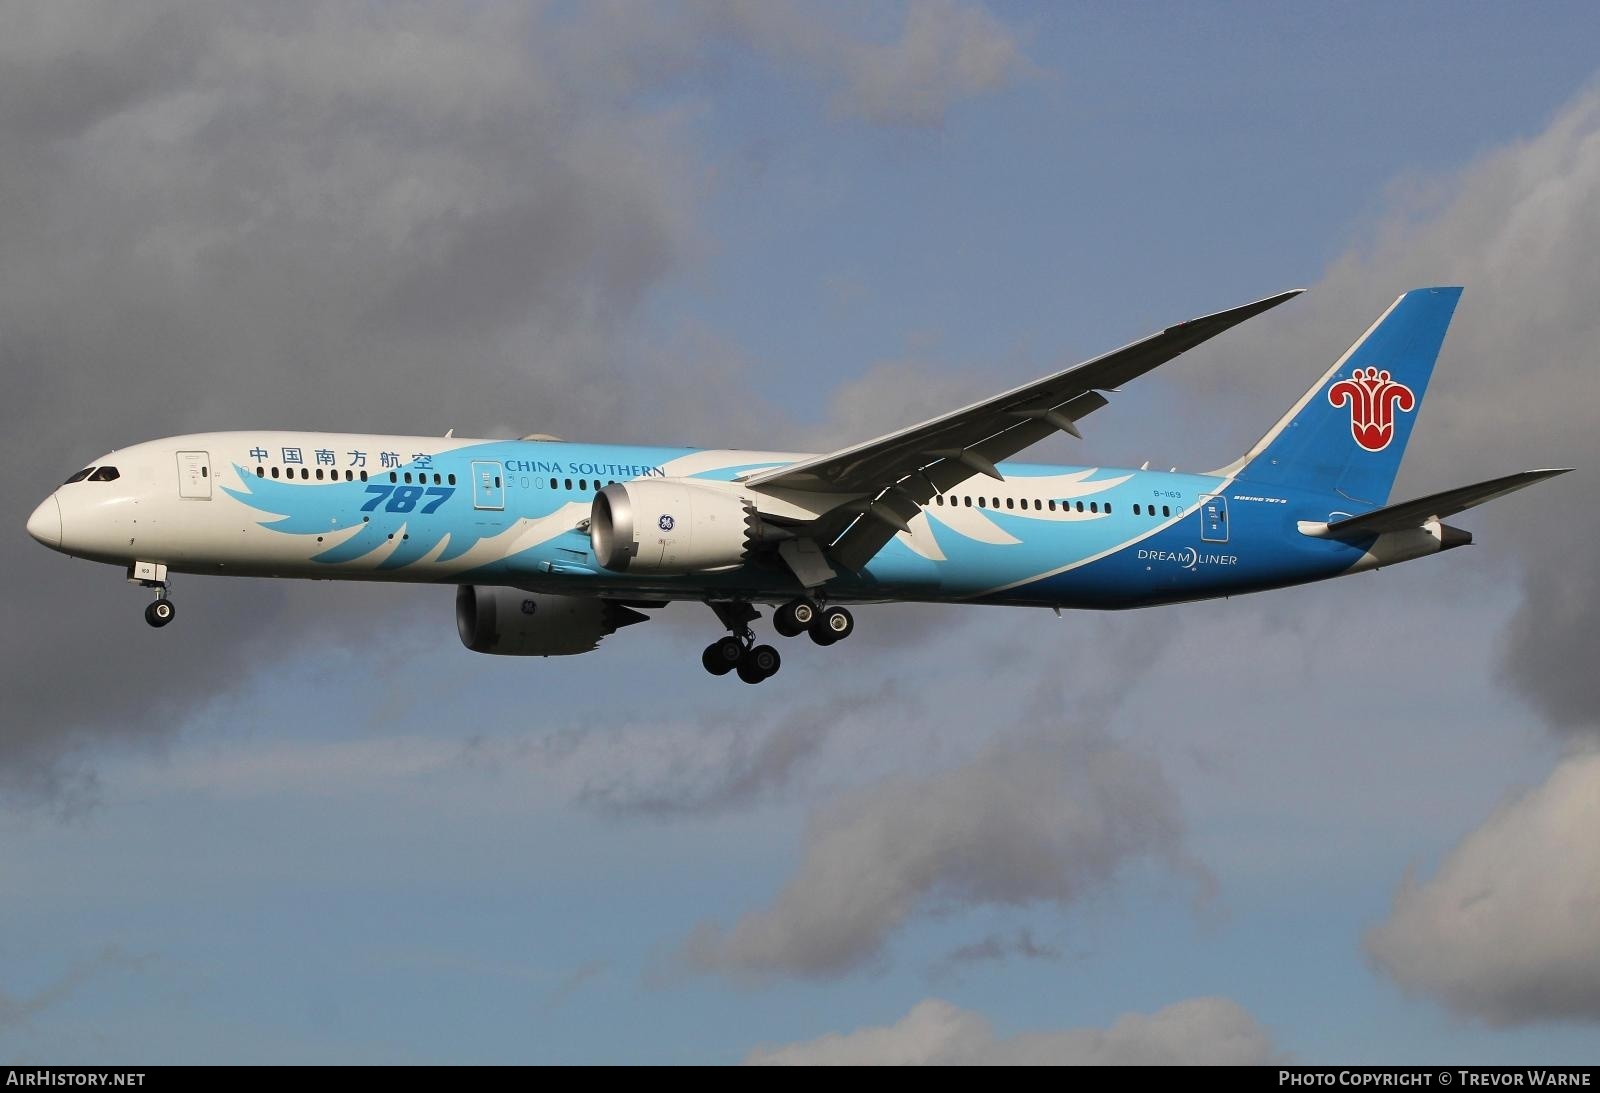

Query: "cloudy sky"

xmin=3 ymin=1 xmax=1598 ymax=1064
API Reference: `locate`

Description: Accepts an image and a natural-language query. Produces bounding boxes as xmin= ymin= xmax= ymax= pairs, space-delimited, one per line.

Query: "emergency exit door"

xmin=177 ymin=451 xmax=211 ymax=499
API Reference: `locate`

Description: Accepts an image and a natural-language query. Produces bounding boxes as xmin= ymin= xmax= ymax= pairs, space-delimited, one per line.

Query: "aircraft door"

xmin=177 ymin=451 xmax=212 ymax=499
xmin=472 ymin=461 xmax=505 ymax=510
xmin=1200 ymin=494 xmax=1228 ymax=542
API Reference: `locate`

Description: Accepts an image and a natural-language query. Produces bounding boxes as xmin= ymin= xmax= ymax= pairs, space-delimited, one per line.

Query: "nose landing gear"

xmin=128 ymin=561 xmax=175 ymax=628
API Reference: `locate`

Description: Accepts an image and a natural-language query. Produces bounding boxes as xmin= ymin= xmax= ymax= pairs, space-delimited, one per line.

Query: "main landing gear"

xmin=701 ymin=597 xmax=854 ymax=684
xmin=702 ymin=601 xmax=781 ymax=684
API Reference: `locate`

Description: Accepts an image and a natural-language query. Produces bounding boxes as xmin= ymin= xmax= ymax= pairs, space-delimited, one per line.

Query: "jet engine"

xmin=590 ymin=479 xmax=762 ymax=574
xmin=455 ymin=586 xmax=648 ymax=656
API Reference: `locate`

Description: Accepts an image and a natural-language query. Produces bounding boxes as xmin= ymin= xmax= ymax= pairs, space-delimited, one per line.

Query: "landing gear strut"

xmin=702 ymin=600 xmax=782 ymax=684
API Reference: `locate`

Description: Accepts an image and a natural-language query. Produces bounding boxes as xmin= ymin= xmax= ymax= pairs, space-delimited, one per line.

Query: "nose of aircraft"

xmin=27 ymin=495 xmax=61 ymax=548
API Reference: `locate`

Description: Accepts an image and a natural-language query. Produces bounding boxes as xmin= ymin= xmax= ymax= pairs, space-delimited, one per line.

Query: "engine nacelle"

xmin=455 ymin=586 xmax=648 ymax=656
xmin=590 ymin=479 xmax=759 ymax=574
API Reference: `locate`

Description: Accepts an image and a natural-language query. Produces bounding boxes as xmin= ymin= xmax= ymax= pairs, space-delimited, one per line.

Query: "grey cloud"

xmin=744 ymin=996 xmax=1279 ymax=1065
xmin=0 ymin=4 xmax=717 ymax=800
xmin=1 ymin=2 xmax=1041 ymax=802
xmin=934 ymin=927 xmax=1062 ymax=977
xmin=543 ymin=960 xmax=607 ymax=1013
xmin=1366 ymin=751 xmax=1600 ymax=1025
xmin=681 ymin=695 xmax=1191 ymax=981
xmin=1170 ymin=85 xmax=1600 ymax=740
xmin=0 ymin=945 xmax=145 ymax=1030
xmin=705 ymin=0 xmax=1029 ymax=127
xmin=576 ymin=687 xmax=883 ymax=818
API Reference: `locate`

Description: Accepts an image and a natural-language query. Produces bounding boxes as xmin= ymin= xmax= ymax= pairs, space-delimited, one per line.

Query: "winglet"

xmin=1164 ymin=288 xmax=1304 ymax=334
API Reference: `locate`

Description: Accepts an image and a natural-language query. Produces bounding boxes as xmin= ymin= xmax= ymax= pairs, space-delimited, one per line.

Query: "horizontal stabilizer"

xmin=1301 ymin=469 xmax=1571 ymax=539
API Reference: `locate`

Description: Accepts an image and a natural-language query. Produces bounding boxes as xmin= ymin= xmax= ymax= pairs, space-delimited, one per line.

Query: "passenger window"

xmin=271 ymin=466 xmax=280 ymax=479
xmin=976 ymin=497 xmax=986 ymax=508
xmin=1090 ymin=502 xmax=1098 ymax=513
xmin=448 ymin=474 xmax=456 ymax=486
xmin=390 ymin=472 xmax=397 ymax=483
xmin=360 ymin=471 xmax=368 ymax=482
xmin=1034 ymin=499 xmax=1041 ymax=510
xmin=565 ymin=479 xmax=572 ymax=491
xmin=1134 ymin=504 xmax=1141 ymax=515
xmin=1105 ymin=504 xmax=1112 ymax=514
xmin=404 ymin=472 xmax=412 ymax=484
xmin=1075 ymin=501 xmax=1084 ymax=512
xmin=1047 ymin=500 xmax=1055 ymax=511
xmin=1005 ymin=498 xmax=1014 ymax=510
xmin=301 ymin=467 xmax=309 ymax=480
xmin=992 ymin=497 xmax=1000 ymax=509
xmin=963 ymin=496 xmax=972 ymax=507
xmin=1163 ymin=505 xmax=1171 ymax=517
xmin=256 ymin=467 xmax=265 ymax=478
xmin=315 ymin=469 xmax=324 ymax=481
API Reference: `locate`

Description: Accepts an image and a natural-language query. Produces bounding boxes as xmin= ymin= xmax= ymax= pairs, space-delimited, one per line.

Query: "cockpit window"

xmin=63 ymin=468 xmax=95 ymax=484
xmin=87 ymin=466 xmax=120 ymax=482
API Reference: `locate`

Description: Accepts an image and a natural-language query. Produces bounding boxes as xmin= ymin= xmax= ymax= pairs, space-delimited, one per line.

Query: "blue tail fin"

xmin=1220 ymin=286 xmax=1462 ymax=506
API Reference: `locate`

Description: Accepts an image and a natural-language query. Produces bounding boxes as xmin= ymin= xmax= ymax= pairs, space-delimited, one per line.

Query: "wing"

xmin=747 ymin=288 xmax=1303 ymax=572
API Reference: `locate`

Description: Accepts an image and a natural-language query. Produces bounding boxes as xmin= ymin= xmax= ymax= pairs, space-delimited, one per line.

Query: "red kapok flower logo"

xmin=1328 ymin=366 xmax=1416 ymax=452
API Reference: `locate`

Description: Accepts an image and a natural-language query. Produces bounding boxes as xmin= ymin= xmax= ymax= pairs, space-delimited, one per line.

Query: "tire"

xmin=145 ymin=600 xmax=175 ymax=628
xmin=810 ymin=605 xmax=852 ymax=644
xmin=774 ymin=598 xmax=817 ymax=638
xmin=736 ymin=659 xmax=766 ymax=684
xmin=747 ymin=644 xmax=781 ymax=678
xmin=703 ymin=637 xmax=741 ymax=675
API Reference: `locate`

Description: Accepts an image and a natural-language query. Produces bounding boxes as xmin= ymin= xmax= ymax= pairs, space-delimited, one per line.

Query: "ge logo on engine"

xmin=658 ymin=514 xmax=676 ymax=532
xmin=521 ymin=599 xmax=536 ymax=615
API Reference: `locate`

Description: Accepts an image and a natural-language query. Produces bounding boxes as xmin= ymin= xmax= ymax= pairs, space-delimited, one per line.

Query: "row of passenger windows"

xmin=63 ymin=466 xmax=120 ymax=484
xmin=929 ymin=493 xmax=1174 ymax=518
xmin=253 ymin=466 xmax=459 ymax=486
xmin=492 ymin=477 xmax=621 ymax=491
xmin=249 ymin=469 xmax=627 ymax=492
xmin=258 ymin=466 xmax=370 ymax=482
